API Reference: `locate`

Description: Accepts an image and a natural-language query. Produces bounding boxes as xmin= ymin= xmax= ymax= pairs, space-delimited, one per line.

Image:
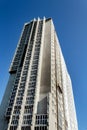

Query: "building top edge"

xmin=24 ymin=17 xmax=52 ymax=25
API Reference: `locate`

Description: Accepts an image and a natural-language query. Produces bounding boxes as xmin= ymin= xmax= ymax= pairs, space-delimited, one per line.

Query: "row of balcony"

xmin=22 ymin=21 xmax=43 ymax=126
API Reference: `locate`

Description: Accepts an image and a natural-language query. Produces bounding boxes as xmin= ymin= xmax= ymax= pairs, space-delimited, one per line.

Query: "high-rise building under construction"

xmin=0 ymin=18 xmax=78 ymax=130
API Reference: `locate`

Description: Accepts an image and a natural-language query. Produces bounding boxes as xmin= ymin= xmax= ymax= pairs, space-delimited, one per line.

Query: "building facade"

xmin=0 ymin=18 xmax=78 ymax=130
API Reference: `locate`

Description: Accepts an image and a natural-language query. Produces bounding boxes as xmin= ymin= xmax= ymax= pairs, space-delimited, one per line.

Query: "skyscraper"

xmin=0 ymin=17 xmax=78 ymax=130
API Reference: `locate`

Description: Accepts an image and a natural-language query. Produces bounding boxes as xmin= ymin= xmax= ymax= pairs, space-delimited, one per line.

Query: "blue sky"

xmin=0 ymin=0 xmax=87 ymax=130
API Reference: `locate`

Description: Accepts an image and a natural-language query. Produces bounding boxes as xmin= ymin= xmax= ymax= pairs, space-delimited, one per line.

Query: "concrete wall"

xmin=37 ymin=20 xmax=51 ymax=114
xmin=40 ymin=20 xmax=51 ymax=94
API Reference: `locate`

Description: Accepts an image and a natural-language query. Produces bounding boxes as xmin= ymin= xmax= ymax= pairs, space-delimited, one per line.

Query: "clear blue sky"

xmin=0 ymin=0 xmax=87 ymax=130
